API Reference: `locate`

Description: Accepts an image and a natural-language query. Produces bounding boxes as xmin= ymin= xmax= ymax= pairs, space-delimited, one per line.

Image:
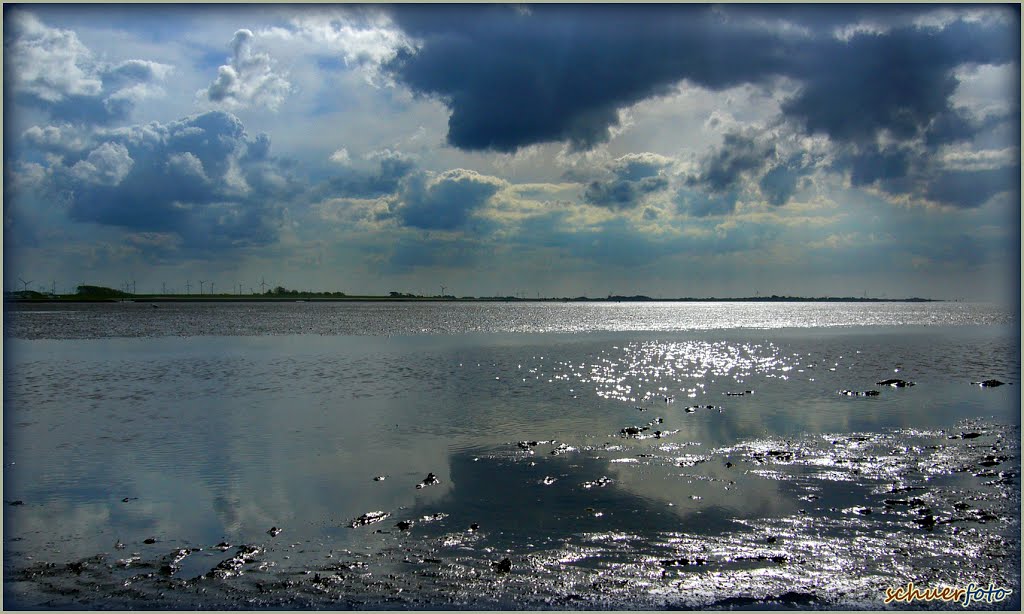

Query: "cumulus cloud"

xmin=393 ymin=169 xmax=505 ymax=230
xmin=203 ymin=29 xmax=291 ymax=111
xmin=5 ymin=12 xmax=103 ymax=102
xmin=582 ymin=153 xmax=673 ymax=210
xmin=22 ymin=124 xmax=89 ymax=152
xmin=269 ymin=10 xmax=413 ymax=68
xmin=31 ymin=111 xmax=298 ymax=249
xmin=317 ymin=149 xmax=416 ymax=199
xmin=5 ymin=11 xmax=172 ymax=123
xmin=69 ymin=142 xmax=134 ymax=186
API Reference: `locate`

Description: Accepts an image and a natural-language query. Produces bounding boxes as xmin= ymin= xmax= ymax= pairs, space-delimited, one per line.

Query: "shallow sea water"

xmin=3 ymin=302 xmax=1020 ymax=609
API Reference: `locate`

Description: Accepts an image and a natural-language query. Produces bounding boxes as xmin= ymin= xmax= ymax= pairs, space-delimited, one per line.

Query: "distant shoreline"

xmin=7 ymin=295 xmax=940 ymax=304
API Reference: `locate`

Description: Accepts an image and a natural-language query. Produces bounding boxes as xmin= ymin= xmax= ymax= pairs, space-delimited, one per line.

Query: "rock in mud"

xmin=491 ymin=558 xmax=512 ymax=573
xmin=725 ymin=390 xmax=753 ymax=396
xmin=416 ymin=473 xmax=440 ymax=489
xmin=751 ymin=450 xmax=794 ymax=463
xmin=214 ymin=542 xmax=232 ymax=551
xmin=979 ymin=454 xmax=1008 ymax=467
xmin=143 ymin=538 xmax=157 ymax=544
xmin=884 ymin=497 xmax=926 ymax=508
xmin=267 ymin=526 xmax=283 ymax=537
xmin=373 ymin=476 xmax=387 ymax=481
xmin=839 ymin=389 xmax=880 ymax=396
xmin=207 ymin=544 xmax=262 ymax=578
xmin=973 ymin=379 xmax=1010 ymax=387
xmin=540 ymin=476 xmax=557 ymax=485
xmin=161 ymin=548 xmax=198 ymax=575
xmin=395 ymin=520 xmax=414 ymax=531
xmin=582 ymin=476 xmax=613 ymax=489
xmin=685 ymin=404 xmax=717 ymax=413
xmin=620 ymin=426 xmax=648 ymax=437
xmin=877 ymin=378 xmax=915 ymax=387
xmin=551 ymin=443 xmax=575 ymax=455
xmin=349 ymin=511 xmax=390 ymax=528
xmin=8 ymin=500 xmax=24 ymax=506
xmin=660 ymin=557 xmax=706 ymax=567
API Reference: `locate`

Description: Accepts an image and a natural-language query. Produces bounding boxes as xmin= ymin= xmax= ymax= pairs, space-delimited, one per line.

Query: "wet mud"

xmin=5 ymin=417 xmax=1018 ymax=610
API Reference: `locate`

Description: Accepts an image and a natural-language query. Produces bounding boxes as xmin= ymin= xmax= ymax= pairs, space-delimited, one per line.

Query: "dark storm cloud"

xmin=688 ymin=131 xmax=775 ymax=195
xmin=47 ymin=111 xmax=295 ymax=249
xmin=758 ymin=155 xmax=807 ymax=207
xmin=393 ymin=169 xmax=503 ymax=231
xmin=780 ymin=18 xmax=1017 ymax=146
xmin=923 ymin=166 xmax=1020 ymax=209
xmin=385 ymin=5 xmax=793 ymax=152
xmin=583 ymin=153 xmax=672 ymax=210
xmin=384 ymin=5 xmax=1017 ymax=210
xmin=384 ymin=5 xmax=1016 ymax=154
xmin=846 ymin=146 xmax=913 ymax=190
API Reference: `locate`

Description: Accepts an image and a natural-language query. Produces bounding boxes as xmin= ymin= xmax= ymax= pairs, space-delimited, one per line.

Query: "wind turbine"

xmin=185 ymin=280 xmax=191 ymax=295
xmin=210 ymin=281 xmax=215 ymax=294
xmin=199 ymin=280 xmax=206 ymax=295
xmin=18 ymin=277 xmax=32 ymax=292
xmin=440 ymin=284 xmax=446 ymax=297
xmin=260 ymin=277 xmax=267 ymax=294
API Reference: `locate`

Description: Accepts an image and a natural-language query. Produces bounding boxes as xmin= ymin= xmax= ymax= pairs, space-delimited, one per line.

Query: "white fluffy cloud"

xmin=69 ymin=142 xmax=134 ymax=186
xmin=202 ymin=29 xmax=292 ymax=111
xmin=6 ymin=12 xmax=103 ymax=102
xmin=6 ymin=11 xmax=173 ymax=123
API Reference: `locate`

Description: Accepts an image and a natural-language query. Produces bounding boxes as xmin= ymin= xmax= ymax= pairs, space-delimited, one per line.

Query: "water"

xmin=3 ymin=302 xmax=1020 ymax=609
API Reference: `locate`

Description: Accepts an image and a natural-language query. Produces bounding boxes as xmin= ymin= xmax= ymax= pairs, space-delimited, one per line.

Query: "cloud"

xmin=22 ymin=124 xmax=89 ymax=153
xmin=688 ymin=131 xmax=775 ymax=195
xmin=269 ymin=10 xmax=413 ymax=68
xmin=69 ymin=142 xmax=134 ymax=186
xmin=33 ymin=111 xmax=297 ymax=249
xmin=5 ymin=12 xmax=103 ymax=103
xmin=923 ymin=166 xmax=1019 ymax=209
xmin=5 ymin=11 xmax=172 ymax=124
xmin=384 ymin=5 xmax=1015 ymax=155
xmin=758 ymin=155 xmax=808 ymax=206
xmin=317 ymin=149 xmax=416 ymax=199
xmin=382 ymin=5 xmax=1017 ymax=213
xmin=779 ymin=19 xmax=1016 ymax=147
xmin=202 ymin=29 xmax=291 ymax=111
xmin=384 ymin=5 xmax=792 ymax=152
xmin=393 ymin=168 xmax=505 ymax=231
xmin=583 ymin=153 xmax=673 ymax=210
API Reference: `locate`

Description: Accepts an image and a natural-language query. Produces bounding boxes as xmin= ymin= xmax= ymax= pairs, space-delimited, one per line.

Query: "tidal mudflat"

xmin=3 ymin=302 xmax=1020 ymax=609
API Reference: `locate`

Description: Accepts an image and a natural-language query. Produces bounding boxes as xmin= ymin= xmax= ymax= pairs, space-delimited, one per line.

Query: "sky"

xmin=3 ymin=3 xmax=1020 ymax=302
